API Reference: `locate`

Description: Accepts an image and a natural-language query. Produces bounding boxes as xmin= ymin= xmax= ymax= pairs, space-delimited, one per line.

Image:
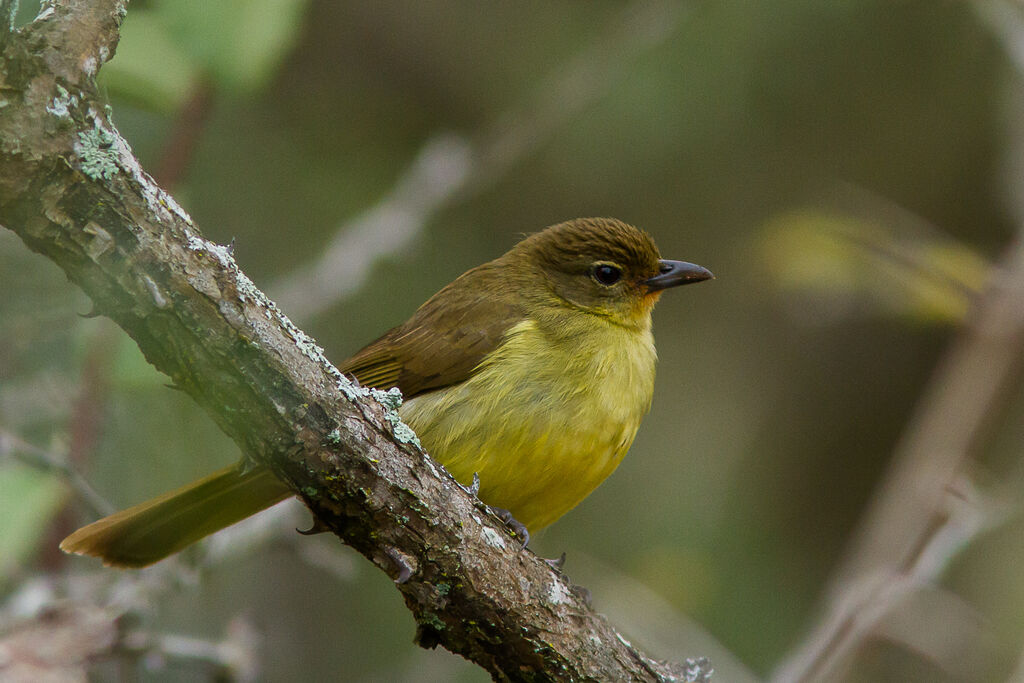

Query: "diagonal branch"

xmin=0 ymin=429 xmax=115 ymax=518
xmin=0 ymin=2 xmax=701 ymax=680
xmin=772 ymin=235 xmax=1024 ymax=682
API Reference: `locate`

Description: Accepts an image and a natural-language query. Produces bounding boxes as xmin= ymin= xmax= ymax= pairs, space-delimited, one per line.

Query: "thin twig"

xmin=121 ymin=618 xmax=260 ymax=683
xmin=152 ymin=79 xmax=215 ymax=188
xmin=772 ymin=11 xmax=1024 ymax=676
xmin=772 ymin=235 xmax=1024 ymax=682
xmin=1 ymin=0 xmax=18 ymax=35
xmin=973 ymin=0 xmax=1024 ymax=76
xmin=0 ymin=429 xmax=114 ymax=518
xmin=272 ymin=0 xmax=692 ymax=320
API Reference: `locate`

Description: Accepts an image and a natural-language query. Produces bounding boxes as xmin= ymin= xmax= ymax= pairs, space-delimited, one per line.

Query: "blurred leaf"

xmin=0 ymin=463 xmax=66 ymax=577
xmin=758 ymin=209 xmax=990 ymax=323
xmin=101 ymin=0 xmax=310 ymax=110
xmin=109 ymin=331 xmax=169 ymax=391
xmin=162 ymin=0 xmax=311 ymax=93
xmin=100 ymin=11 xmax=200 ymax=111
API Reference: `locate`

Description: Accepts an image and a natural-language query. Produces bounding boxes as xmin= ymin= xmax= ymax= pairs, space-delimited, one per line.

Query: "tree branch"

xmin=0 ymin=2 xmax=702 ymax=680
xmin=0 ymin=428 xmax=115 ymax=519
xmin=771 ymin=236 xmax=1024 ymax=683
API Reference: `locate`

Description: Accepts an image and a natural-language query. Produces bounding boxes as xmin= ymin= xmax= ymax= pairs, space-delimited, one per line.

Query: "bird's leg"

xmin=464 ymin=476 xmax=583 ymax=600
xmin=466 ymin=472 xmax=530 ymax=548
xmin=487 ymin=506 xmax=530 ymax=548
xmin=570 ymin=584 xmax=593 ymax=608
xmin=296 ymin=517 xmax=331 ymax=535
xmin=544 ymin=552 xmax=566 ymax=571
xmin=539 ymin=552 xmax=590 ymax=605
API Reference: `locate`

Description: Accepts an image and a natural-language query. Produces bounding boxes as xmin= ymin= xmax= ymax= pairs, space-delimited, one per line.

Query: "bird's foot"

xmin=467 ymin=472 xmax=529 ymax=548
xmin=571 ymin=584 xmax=593 ymax=608
xmin=467 ymin=472 xmax=481 ymax=497
xmin=486 ymin=505 xmax=530 ymax=548
xmin=544 ymin=552 xmax=567 ymax=571
xmin=296 ymin=517 xmax=331 ymax=536
xmin=540 ymin=553 xmax=591 ymax=606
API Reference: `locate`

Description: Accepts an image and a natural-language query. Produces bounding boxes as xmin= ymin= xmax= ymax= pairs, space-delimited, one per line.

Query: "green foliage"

xmin=100 ymin=11 xmax=198 ymax=111
xmin=758 ymin=209 xmax=990 ymax=323
xmin=101 ymin=0 xmax=310 ymax=110
xmin=107 ymin=330 xmax=168 ymax=390
xmin=0 ymin=464 xmax=65 ymax=580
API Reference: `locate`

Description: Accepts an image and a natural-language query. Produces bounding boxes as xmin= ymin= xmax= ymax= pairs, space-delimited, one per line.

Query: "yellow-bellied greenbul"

xmin=61 ymin=217 xmax=712 ymax=567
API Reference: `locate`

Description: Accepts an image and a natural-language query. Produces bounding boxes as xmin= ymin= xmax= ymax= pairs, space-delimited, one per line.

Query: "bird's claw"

xmin=488 ymin=506 xmax=530 ymax=548
xmin=544 ymin=552 xmax=567 ymax=571
xmin=296 ymin=518 xmax=331 ymax=535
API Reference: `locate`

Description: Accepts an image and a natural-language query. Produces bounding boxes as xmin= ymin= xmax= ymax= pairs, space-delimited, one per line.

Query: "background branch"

xmin=0 ymin=429 xmax=114 ymax=519
xmin=272 ymin=0 xmax=690 ymax=321
xmin=771 ymin=230 xmax=1024 ymax=682
xmin=769 ymin=4 xmax=1024 ymax=677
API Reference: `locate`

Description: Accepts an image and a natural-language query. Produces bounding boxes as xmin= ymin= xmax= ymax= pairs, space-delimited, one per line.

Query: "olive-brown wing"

xmin=339 ymin=267 xmax=525 ymax=398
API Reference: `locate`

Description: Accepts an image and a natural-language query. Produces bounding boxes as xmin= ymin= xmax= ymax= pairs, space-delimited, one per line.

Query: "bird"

xmin=60 ymin=217 xmax=713 ymax=567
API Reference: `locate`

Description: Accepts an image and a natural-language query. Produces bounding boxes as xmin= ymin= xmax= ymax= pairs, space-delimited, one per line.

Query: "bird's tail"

xmin=60 ymin=464 xmax=292 ymax=568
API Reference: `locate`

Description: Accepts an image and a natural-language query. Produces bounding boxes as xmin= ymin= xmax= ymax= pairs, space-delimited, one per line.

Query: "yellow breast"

xmin=398 ymin=316 xmax=657 ymax=530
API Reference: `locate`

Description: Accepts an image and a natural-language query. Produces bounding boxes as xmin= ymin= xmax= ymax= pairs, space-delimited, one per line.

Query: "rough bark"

xmin=0 ymin=2 xmax=698 ymax=681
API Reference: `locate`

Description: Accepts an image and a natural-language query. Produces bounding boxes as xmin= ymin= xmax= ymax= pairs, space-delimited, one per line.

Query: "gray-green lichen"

xmin=417 ymin=611 xmax=446 ymax=632
xmin=4 ymin=0 xmax=18 ymax=29
xmin=33 ymin=3 xmax=54 ymax=23
xmin=683 ymin=657 xmax=714 ymax=682
xmin=338 ymin=380 xmax=422 ymax=449
xmin=74 ymin=128 xmax=118 ymax=180
xmin=547 ymin=578 xmax=570 ymax=605
xmin=377 ymin=386 xmax=403 ymax=412
xmin=91 ymin=107 xmax=193 ymax=226
xmin=480 ymin=526 xmax=506 ymax=550
xmin=393 ymin=421 xmax=419 ymax=448
xmin=47 ymin=84 xmax=77 ymax=118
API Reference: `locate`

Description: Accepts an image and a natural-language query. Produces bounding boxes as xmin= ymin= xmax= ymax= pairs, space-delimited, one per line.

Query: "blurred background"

xmin=3 ymin=0 xmax=1024 ymax=681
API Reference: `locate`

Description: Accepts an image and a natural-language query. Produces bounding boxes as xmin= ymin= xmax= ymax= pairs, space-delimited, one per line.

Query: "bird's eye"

xmin=592 ymin=263 xmax=622 ymax=286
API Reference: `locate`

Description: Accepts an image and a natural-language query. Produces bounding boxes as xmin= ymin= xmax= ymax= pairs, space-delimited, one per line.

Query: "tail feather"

xmin=60 ymin=464 xmax=292 ymax=568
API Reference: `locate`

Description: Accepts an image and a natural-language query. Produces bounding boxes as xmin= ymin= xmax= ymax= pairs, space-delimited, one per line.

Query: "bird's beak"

xmin=644 ymin=260 xmax=714 ymax=291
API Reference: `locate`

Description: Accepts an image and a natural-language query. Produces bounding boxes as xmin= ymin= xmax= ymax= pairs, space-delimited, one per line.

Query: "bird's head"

xmin=509 ymin=217 xmax=713 ymax=329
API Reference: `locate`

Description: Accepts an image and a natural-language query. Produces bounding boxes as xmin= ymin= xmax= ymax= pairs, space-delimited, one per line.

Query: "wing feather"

xmin=338 ymin=262 xmax=525 ymax=398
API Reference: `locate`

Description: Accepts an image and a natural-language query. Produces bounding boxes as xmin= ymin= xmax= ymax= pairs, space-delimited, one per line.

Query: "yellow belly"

xmin=398 ymin=317 xmax=656 ymax=530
